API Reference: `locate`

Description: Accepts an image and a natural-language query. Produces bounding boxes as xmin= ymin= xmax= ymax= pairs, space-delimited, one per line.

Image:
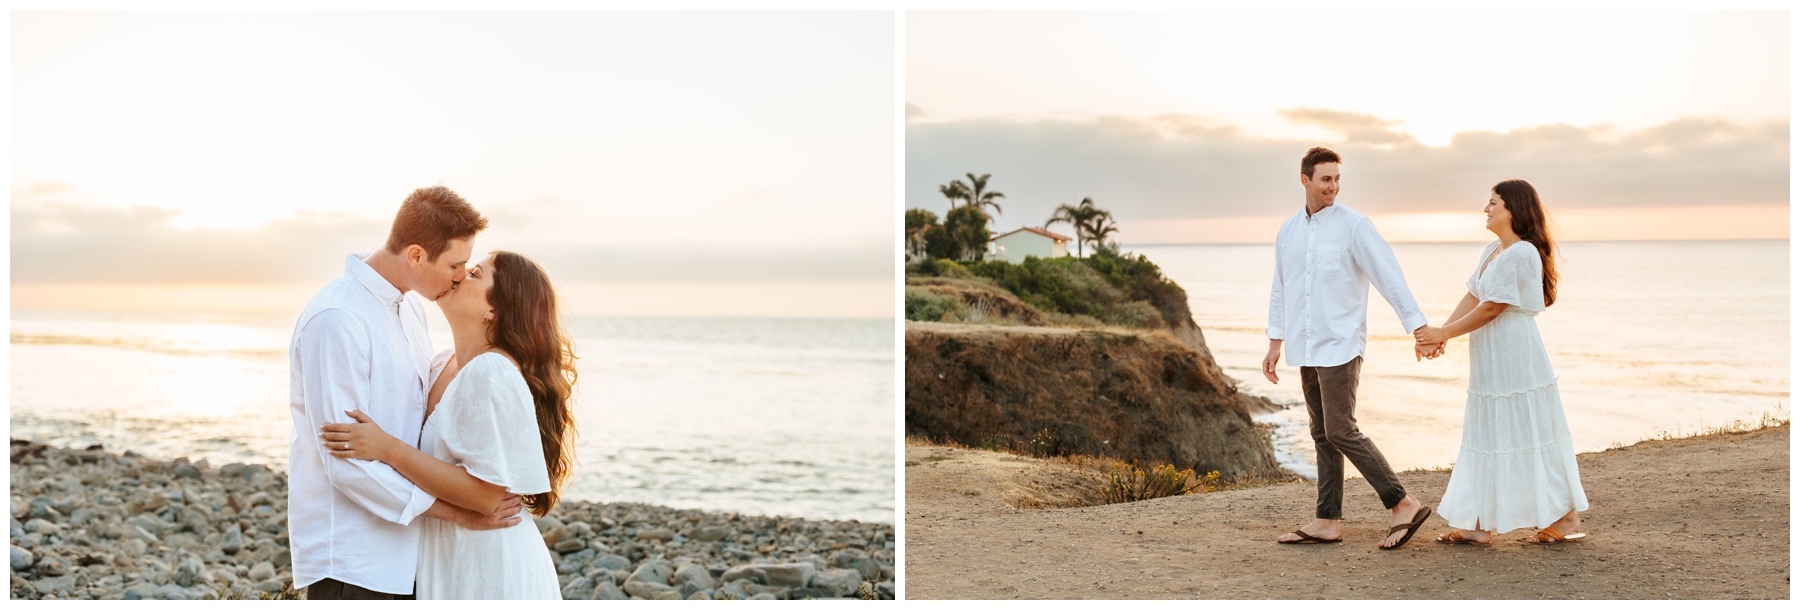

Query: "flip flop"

xmin=1524 ymin=526 xmax=1587 ymax=544
xmin=1435 ymin=530 xmax=1492 ymax=546
xmin=1379 ymin=505 xmax=1432 ymax=550
xmin=1276 ymin=530 xmax=1342 ymax=544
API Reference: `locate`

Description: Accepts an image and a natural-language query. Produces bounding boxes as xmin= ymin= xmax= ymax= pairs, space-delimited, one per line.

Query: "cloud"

xmin=905 ymin=111 xmax=1789 ymax=228
xmin=11 ymin=188 xmax=893 ymax=284
xmin=1277 ymin=108 xmax=1413 ymax=146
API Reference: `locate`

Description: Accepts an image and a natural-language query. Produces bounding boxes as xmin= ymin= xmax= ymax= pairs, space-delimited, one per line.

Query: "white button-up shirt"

xmin=1267 ymin=204 xmax=1428 ymax=368
xmin=287 ymin=253 xmax=438 ymax=594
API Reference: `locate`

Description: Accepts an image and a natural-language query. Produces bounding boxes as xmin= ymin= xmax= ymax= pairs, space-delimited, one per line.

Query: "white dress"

xmin=1437 ymin=241 xmax=1589 ymax=533
xmin=415 ymin=351 xmax=562 ymax=599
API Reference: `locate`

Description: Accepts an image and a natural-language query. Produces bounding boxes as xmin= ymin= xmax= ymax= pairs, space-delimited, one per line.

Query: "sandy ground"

xmin=903 ymin=425 xmax=1789 ymax=600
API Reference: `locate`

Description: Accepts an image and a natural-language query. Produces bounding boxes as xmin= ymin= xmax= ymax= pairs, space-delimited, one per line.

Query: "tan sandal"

xmin=1436 ymin=530 xmax=1492 ymax=546
xmin=1524 ymin=526 xmax=1588 ymax=544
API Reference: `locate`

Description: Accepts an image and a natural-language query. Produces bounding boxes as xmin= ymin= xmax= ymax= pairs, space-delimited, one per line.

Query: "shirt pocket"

xmin=1315 ymin=244 xmax=1348 ymax=274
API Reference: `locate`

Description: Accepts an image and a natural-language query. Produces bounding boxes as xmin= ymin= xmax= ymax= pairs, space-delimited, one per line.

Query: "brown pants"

xmin=1301 ymin=356 xmax=1406 ymax=519
xmin=305 ymin=578 xmax=415 ymax=600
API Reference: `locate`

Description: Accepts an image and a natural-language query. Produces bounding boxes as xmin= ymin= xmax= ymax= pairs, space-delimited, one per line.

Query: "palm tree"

xmin=938 ymin=180 xmax=969 ymax=209
xmin=961 ymin=173 xmax=1005 ymax=218
xmin=1082 ymin=211 xmax=1120 ymax=255
xmin=1046 ymin=197 xmax=1105 ymax=257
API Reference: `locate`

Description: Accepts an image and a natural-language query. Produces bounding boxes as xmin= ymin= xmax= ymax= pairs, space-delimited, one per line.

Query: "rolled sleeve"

xmin=297 ymin=309 xmax=434 ymax=525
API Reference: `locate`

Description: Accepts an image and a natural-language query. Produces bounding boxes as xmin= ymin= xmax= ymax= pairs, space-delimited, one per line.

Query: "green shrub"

xmin=1099 ymin=301 xmax=1165 ymax=329
xmin=905 ymin=287 xmax=968 ymax=322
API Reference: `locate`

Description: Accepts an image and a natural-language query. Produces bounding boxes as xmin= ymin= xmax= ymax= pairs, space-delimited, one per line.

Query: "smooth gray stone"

xmin=220 ymin=523 xmax=244 ymax=555
xmin=33 ymin=574 xmax=78 ymax=597
xmin=592 ymin=554 xmax=631 ymax=572
xmin=635 ymin=527 xmax=675 ymax=542
xmin=123 ymin=583 xmax=159 ymax=600
xmin=174 ymin=464 xmax=202 ymax=480
xmin=672 ymin=563 xmax=717 ymax=590
xmin=690 ymin=525 xmax=732 ymax=542
xmin=248 ymin=561 xmax=276 ymax=582
xmin=626 ymin=559 xmax=673 ymax=585
xmin=809 ymin=567 xmax=863 ymax=598
xmin=788 ymin=587 xmax=829 ymax=600
xmin=553 ymin=539 xmax=585 ymax=553
xmin=534 ymin=516 xmax=564 ymax=534
xmin=156 ymin=583 xmax=197 ymax=600
xmin=721 ymin=563 xmax=814 ymax=588
xmin=830 ymin=548 xmax=882 ymax=581
xmin=590 ymin=578 xmax=628 ymax=600
xmin=36 ymin=555 xmax=70 ymax=577
xmin=750 ymin=593 xmax=779 ymax=600
xmin=125 ymin=514 xmax=163 ymax=537
xmin=25 ymin=518 xmax=59 ymax=535
xmin=68 ymin=508 xmax=100 ymax=526
xmin=174 ymin=554 xmax=204 ymax=587
xmin=11 ymin=517 xmax=25 ymax=540
xmin=559 ymin=575 xmax=594 ymax=600
xmin=11 ymin=545 xmax=33 ymax=571
xmin=623 ymin=580 xmax=680 ymax=600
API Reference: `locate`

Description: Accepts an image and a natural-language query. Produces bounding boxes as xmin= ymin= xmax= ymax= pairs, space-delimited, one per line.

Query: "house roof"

xmin=991 ymin=226 xmax=1074 ymax=242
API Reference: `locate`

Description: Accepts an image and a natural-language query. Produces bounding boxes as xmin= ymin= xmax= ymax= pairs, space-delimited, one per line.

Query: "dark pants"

xmin=305 ymin=578 xmax=415 ymax=600
xmin=1302 ymin=356 xmax=1406 ymax=519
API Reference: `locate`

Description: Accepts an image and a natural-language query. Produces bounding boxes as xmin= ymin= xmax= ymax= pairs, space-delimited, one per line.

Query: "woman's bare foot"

xmin=1525 ymin=510 xmax=1584 ymax=543
xmin=1436 ymin=528 xmax=1493 ymax=545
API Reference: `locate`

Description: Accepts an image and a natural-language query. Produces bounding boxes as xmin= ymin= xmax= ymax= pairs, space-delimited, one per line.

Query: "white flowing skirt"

xmin=1437 ymin=309 xmax=1589 ymax=533
xmin=416 ymin=514 xmax=561 ymax=599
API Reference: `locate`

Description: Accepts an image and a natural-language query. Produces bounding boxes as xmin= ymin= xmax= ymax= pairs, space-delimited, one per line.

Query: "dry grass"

xmin=1615 ymin=409 xmax=1789 ymax=448
xmin=906 ymin=435 xmax=1298 ymax=511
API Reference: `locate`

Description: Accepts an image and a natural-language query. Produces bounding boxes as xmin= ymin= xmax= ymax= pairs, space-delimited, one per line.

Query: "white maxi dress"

xmin=415 ymin=351 xmax=561 ymax=599
xmin=1437 ymin=241 xmax=1589 ymax=533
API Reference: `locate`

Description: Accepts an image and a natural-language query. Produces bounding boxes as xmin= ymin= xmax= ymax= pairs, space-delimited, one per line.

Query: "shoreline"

xmin=3 ymin=429 xmax=894 ymax=528
xmin=10 ymin=438 xmax=894 ymax=600
xmin=905 ymin=423 xmax=1790 ymax=599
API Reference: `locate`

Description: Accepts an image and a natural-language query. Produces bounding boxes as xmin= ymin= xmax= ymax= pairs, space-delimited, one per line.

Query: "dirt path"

xmin=903 ymin=425 xmax=1789 ymax=600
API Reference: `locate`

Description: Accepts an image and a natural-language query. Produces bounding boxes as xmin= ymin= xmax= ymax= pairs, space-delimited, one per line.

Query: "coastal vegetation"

xmin=905 ymin=172 xmax=1283 ymax=499
xmin=905 ymin=250 xmax=1187 ymax=332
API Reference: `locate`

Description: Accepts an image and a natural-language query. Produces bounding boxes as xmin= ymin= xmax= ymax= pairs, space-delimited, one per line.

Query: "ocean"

xmin=1132 ymin=240 xmax=1790 ymax=478
xmin=9 ymin=311 xmax=896 ymax=524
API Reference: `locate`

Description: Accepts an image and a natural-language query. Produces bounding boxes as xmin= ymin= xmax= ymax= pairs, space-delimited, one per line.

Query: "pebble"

xmin=9 ymin=439 xmax=893 ymax=600
xmin=11 ymin=546 xmax=33 ymax=571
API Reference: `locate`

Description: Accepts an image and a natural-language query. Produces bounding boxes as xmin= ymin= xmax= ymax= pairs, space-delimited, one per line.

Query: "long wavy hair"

xmin=486 ymin=250 xmax=578 ymax=517
xmin=1492 ymin=179 xmax=1559 ymax=307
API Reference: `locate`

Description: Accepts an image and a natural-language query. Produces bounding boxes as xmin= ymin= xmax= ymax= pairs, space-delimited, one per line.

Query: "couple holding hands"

xmin=1264 ymin=147 xmax=1589 ymax=550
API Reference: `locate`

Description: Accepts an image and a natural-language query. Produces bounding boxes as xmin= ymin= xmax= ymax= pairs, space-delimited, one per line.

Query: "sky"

xmin=906 ymin=10 xmax=1790 ymax=244
xmin=11 ymin=11 xmax=894 ymax=316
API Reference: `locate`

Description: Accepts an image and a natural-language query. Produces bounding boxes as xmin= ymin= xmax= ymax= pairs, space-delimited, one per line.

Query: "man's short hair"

xmin=384 ymin=186 xmax=489 ymax=260
xmin=1301 ymin=147 xmax=1342 ymax=179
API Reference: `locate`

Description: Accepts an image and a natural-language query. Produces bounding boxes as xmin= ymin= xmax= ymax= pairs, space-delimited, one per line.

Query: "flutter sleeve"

xmin=1480 ymin=245 xmax=1525 ymax=308
xmin=438 ymin=354 xmax=553 ymax=495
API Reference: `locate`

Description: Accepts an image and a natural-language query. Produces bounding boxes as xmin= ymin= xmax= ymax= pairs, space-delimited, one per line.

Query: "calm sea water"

xmin=9 ymin=311 xmax=895 ymax=524
xmin=1132 ymin=240 xmax=1790 ymax=478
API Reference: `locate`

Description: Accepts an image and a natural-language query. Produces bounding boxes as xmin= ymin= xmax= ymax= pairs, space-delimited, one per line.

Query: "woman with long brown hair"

xmin=1412 ymin=179 xmax=1589 ymax=546
xmin=321 ymin=250 xmax=578 ymax=598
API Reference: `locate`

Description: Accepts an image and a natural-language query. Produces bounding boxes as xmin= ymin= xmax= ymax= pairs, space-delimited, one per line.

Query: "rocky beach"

xmin=9 ymin=439 xmax=894 ymax=600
